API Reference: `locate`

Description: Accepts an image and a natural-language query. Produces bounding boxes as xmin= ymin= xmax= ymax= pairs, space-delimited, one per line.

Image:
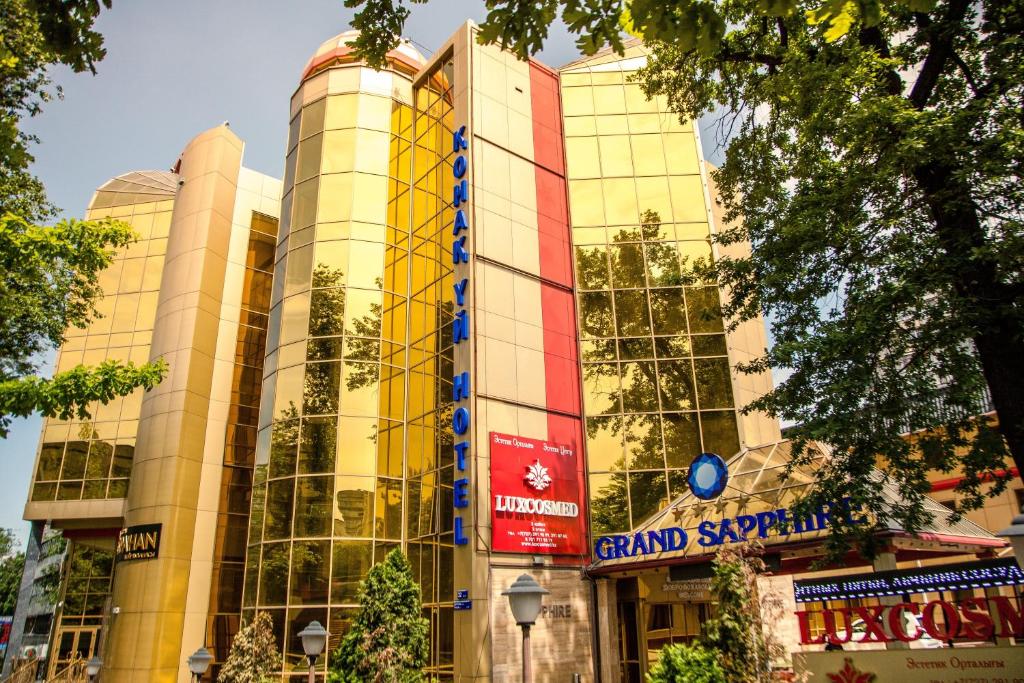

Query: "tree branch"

xmin=909 ymin=0 xmax=972 ymax=109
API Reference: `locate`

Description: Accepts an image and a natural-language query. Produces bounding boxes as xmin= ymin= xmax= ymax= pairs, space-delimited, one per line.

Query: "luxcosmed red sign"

xmin=490 ymin=432 xmax=587 ymax=555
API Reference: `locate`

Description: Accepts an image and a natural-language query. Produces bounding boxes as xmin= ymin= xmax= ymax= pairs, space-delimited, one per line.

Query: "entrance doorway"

xmin=48 ymin=627 xmax=99 ymax=679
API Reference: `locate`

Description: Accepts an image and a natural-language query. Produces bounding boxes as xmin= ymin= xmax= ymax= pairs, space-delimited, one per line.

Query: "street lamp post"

xmin=187 ymin=647 xmax=213 ymax=683
xmin=996 ymin=503 xmax=1024 ymax=569
xmin=85 ymin=655 xmax=102 ymax=682
xmin=502 ymin=574 xmax=549 ymax=683
xmin=297 ymin=620 xmax=328 ymax=683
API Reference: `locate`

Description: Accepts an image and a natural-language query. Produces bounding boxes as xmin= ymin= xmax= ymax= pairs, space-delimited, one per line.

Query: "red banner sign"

xmin=796 ymin=597 xmax=1024 ymax=645
xmin=490 ymin=432 xmax=587 ymax=555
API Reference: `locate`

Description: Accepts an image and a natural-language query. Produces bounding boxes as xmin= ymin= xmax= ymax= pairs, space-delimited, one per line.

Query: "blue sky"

xmin=4 ymin=1 xmax=729 ymax=545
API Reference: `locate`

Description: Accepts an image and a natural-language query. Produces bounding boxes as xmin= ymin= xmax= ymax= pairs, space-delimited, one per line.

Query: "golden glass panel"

xmin=37 ymin=443 xmax=64 ymax=480
xmin=635 ymin=176 xmax=673 ymax=223
xmin=565 ymin=137 xmax=600 ymax=180
xmin=296 ymin=133 xmax=323 ymax=183
xmin=375 ymin=479 xmax=403 ymax=540
xmin=624 ymin=84 xmax=659 ymax=114
xmin=562 ymin=87 xmax=595 ymax=116
xmin=331 ymin=541 xmax=371 ymax=602
xmin=629 ymin=471 xmax=669 ymax=526
xmin=259 ymin=543 xmax=289 ymax=605
xmin=320 ymin=130 xmax=356 ymax=177
xmin=692 ymin=334 xmax=727 ymax=357
xmin=356 ymin=95 xmax=393 ymax=133
xmin=284 ymin=244 xmax=313 ymax=297
xmin=627 ymin=113 xmax=663 ymax=134
xmin=685 ymin=287 xmax=724 ymax=333
xmin=344 ymin=289 xmax=382 ymax=337
xmin=574 ymin=245 xmax=610 ymax=290
xmin=293 ymin=478 xmax=333 ymax=539
xmin=572 ymin=227 xmax=606 ymax=245
xmin=351 ymin=174 xmax=388 ymax=225
xmin=151 ymin=211 xmax=171 ymax=238
xmin=316 ymin=174 xmax=354 ymax=224
xmin=269 ymin=419 xmax=299 ymax=478
xmin=644 ymin=243 xmax=682 ymax=287
xmin=663 ymin=413 xmax=701 ymax=468
xmin=341 ymin=363 xmax=380 ymax=416
xmin=693 ymin=358 xmax=734 ymax=409
xmin=272 ymin=365 xmax=304 ymax=419
xmin=609 ymin=243 xmax=646 ymax=289
xmin=354 ymin=130 xmax=390 ymax=175
xmin=630 ymin=135 xmax=668 ymax=176
xmin=264 ymin=479 xmax=295 ymax=541
xmin=664 ymin=133 xmax=701 ymax=176
xmin=577 ymin=291 xmax=614 ymax=338
xmin=618 ymin=337 xmax=652 ymax=361
xmin=595 ymin=114 xmax=629 ymax=136
xmin=347 ymin=241 xmax=385 ymax=289
xmin=598 ymin=136 xmax=633 ymax=177
xmin=613 ymin=290 xmax=651 ymax=337
xmin=564 ymin=116 xmax=596 ymax=137
xmin=603 ymin=178 xmax=639 ymax=225
xmin=141 ymin=256 xmax=163 ymax=290
xmin=649 ymin=289 xmax=688 ymax=335
xmin=582 ymin=363 xmax=621 ymax=415
xmin=657 ymin=360 xmax=696 ymax=411
xmin=299 ymin=98 xmax=327 ymax=140
xmin=299 ymin=417 xmax=337 ymax=474
xmin=336 ymin=417 xmax=377 ymax=477
xmin=625 ymin=413 xmax=664 ymax=470
xmin=325 ymin=94 xmax=359 ymax=130
xmin=293 ymin=179 xmax=320 ymax=229
xmin=621 ymin=362 xmax=659 ymax=413
xmin=288 ymin=113 xmax=301 ymax=152
xmin=585 ymin=415 xmax=625 ymax=471
xmin=668 ymin=175 xmax=708 ymax=223
xmin=699 ymin=411 xmax=740 ymax=457
xmin=561 ymin=72 xmax=591 ymax=86
xmin=588 ymin=472 xmax=630 ymax=534
xmin=593 ymin=85 xmax=627 ymax=115
xmin=581 ymin=339 xmax=616 ymax=362
xmin=303 ymin=361 xmax=340 ymax=416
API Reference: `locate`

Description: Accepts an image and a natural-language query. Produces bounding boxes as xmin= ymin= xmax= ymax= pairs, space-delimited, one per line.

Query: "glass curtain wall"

xmin=406 ymin=57 xmax=456 ymax=680
xmin=560 ymin=59 xmax=741 ymax=537
xmin=243 ymin=64 xmax=414 ymax=678
xmin=206 ymin=212 xmax=279 ymax=674
xmin=48 ymin=543 xmax=114 ymax=678
xmin=30 ymin=174 xmax=177 ymax=504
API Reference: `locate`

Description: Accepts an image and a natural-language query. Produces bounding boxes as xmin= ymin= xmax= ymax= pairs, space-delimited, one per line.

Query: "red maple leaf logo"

xmin=827 ymin=658 xmax=876 ymax=683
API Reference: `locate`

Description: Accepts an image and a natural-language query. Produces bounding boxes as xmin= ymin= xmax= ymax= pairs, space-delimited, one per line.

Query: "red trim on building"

xmin=530 ymin=61 xmax=587 ymax=563
xmin=930 ymin=467 xmax=1020 ymax=492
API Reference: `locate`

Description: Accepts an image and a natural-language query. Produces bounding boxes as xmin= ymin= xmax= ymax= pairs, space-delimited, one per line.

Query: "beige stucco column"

xmin=103 ymin=125 xmax=243 ymax=683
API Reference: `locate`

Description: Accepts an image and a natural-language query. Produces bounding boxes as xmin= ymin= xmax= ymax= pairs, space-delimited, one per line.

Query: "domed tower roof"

xmin=301 ymin=29 xmax=427 ymax=81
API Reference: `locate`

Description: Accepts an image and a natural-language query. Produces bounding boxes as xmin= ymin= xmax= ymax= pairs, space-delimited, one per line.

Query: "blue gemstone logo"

xmin=687 ymin=452 xmax=728 ymax=500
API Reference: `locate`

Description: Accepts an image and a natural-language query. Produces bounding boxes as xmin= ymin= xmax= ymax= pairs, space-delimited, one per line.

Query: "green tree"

xmin=217 ymin=611 xmax=282 ymax=683
xmin=350 ymin=0 xmax=1024 ymax=555
xmin=328 ymin=549 xmax=429 ymax=683
xmin=646 ymin=643 xmax=726 ymax=683
xmin=0 ymin=528 xmax=25 ymax=615
xmin=700 ymin=546 xmax=783 ymax=683
xmin=0 ymin=0 xmax=167 ymax=438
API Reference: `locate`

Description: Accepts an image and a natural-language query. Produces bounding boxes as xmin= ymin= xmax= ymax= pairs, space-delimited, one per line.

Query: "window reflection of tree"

xmin=584 ymin=210 xmax=730 ymax=534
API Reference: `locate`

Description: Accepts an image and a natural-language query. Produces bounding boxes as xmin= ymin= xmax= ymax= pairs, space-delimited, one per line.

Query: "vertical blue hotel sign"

xmin=451 ymin=124 xmax=471 ymax=545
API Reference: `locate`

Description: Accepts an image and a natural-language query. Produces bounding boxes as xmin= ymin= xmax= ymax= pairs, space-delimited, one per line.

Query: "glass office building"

xmin=15 ymin=22 xmax=788 ymax=682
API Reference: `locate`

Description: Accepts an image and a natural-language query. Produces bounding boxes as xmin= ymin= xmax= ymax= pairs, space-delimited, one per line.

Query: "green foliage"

xmin=328 ymin=549 xmax=429 ymax=683
xmin=637 ymin=0 xmax=1024 ymax=558
xmin=0 ymin=0 xmax=167 ymax=438
xmin=646 ymin=643 xmax=726 ymax=683
xmin=342 ymin=1 xmax=941 ymax=67
xmin=217 ymin=611 xmax=282 ymax=683
xmin=700 ymin=547 xmax=781 ymax=682
xmin=0 ymin=213 xmax=168 ymax=436
xmin=0 ymin=528 xmax=25 ymax=615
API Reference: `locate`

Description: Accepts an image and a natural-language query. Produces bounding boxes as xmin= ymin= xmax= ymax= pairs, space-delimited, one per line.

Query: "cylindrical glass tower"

xmin=242 ymin=32 xmax=424 ymax=676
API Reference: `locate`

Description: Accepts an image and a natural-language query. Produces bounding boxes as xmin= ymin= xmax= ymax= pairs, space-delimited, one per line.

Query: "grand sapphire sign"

xmin=687 ymin=452 xmax=728 ymax=500
xmin=594 ymin=498 xmax=866 ymax=560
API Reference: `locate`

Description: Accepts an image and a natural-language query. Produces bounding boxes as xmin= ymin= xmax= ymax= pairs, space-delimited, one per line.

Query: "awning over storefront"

xmin=589 ymin=440 xmax=1007 ymax=575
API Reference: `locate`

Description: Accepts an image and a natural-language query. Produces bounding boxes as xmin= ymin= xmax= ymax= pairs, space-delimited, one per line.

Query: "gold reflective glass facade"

xmin=206 ymin=212 xmax=279 ymax=673
xmin=560 ymin=57 xmax=740 ymax=536
xmin=30 ymin=174 xmax=177 ymax=504
xmin=48 ymin=543 xmax=114 ymax=678
xmin=406 ymin=57 xmax=456 ymax=678
xmin=243 ymin=62 xmax=417 ymax=677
